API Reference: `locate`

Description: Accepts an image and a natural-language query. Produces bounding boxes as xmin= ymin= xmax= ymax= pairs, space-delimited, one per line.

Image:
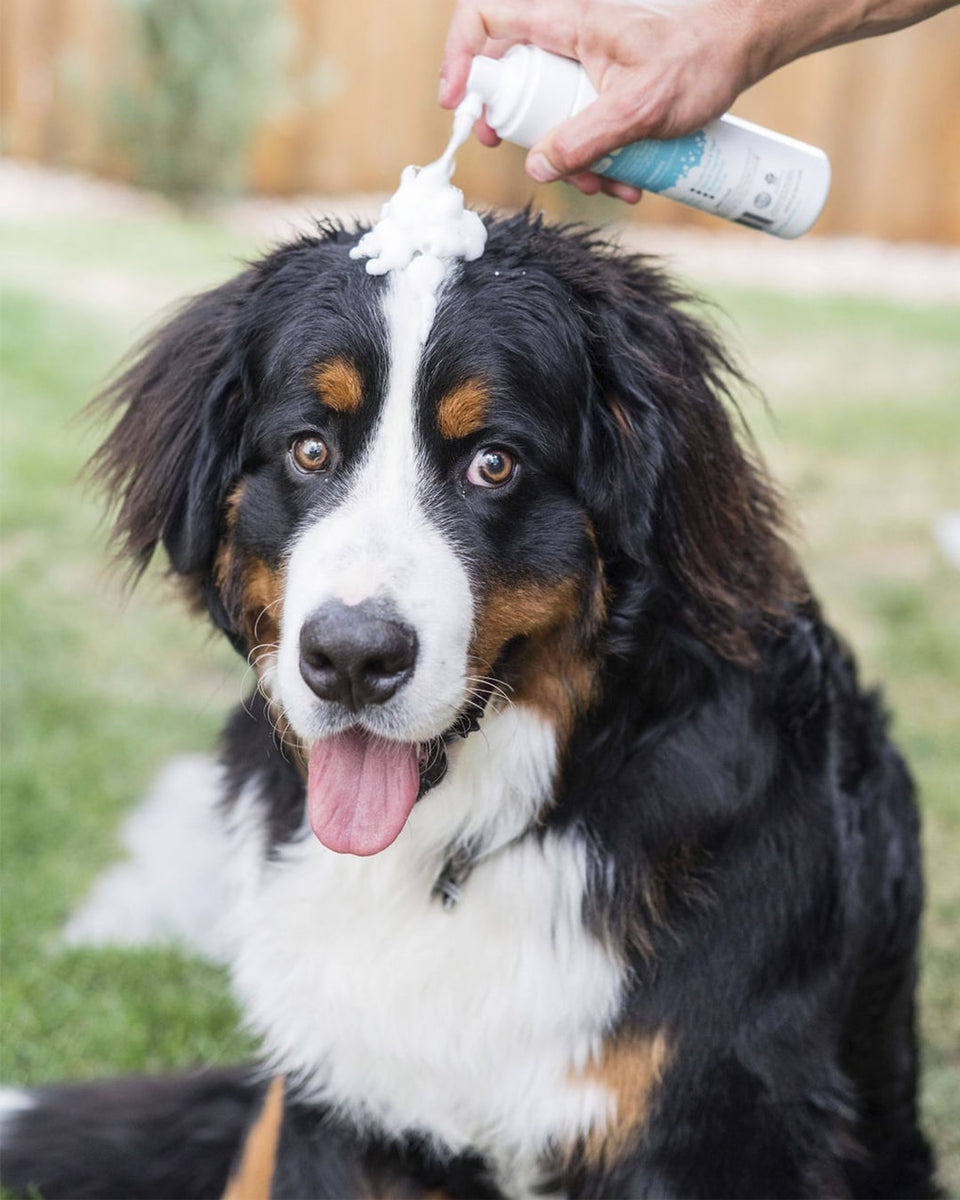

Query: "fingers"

xmin=597 ymin=178 xmax=644 ymax=204
xmin=438 ymin=0 xmax=713 ymax=208
xmin=565 ymin=171 xmax=605 ymax=196
xmin=439 ymin=0 xmax=490 ymax=107
xmin=441 ymin=34 xmax=517 ymax=110
xmin=474 ymin=116 xmax=501 ymax=148
xmin=439 ymin=0 xmax=580 ymax=107
xmin=526 ymin=90 xmax=644 ymax=181
xmin=562 ymin=172 xmax=644 ymax=205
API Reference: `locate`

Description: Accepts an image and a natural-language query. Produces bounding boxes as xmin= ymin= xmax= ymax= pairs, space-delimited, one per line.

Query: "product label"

xmin=593 ymin=125 xmax=819 ymax=238
xmin=593 ymin=132 xmax=707 ymax=193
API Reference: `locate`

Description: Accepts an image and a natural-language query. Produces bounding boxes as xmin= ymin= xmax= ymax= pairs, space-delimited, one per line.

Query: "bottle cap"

xmin=468 ymin=46 xmax=592 ymax=147
xmin=466 ymin=55 xmax=502 ymax=105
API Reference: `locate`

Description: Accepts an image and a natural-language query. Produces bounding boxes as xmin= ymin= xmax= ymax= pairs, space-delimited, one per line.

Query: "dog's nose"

xmin=299 ymin=600 xmax=418 ymax=710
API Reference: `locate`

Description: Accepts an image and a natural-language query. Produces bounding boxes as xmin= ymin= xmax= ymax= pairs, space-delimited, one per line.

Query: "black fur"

xmin=0 ymin=1069 xmax=261 ymax=1199
xmin=2 ymin=214 xmax=937 ymax=1198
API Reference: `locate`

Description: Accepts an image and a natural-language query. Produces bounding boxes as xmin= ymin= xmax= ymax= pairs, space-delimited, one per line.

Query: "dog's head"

xmin=92 ymin=214 xmax=801 ymax=854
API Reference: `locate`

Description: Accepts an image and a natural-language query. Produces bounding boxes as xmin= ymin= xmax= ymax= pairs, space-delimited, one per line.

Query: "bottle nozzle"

xmin=466 ymin=55 xmax=503 ymax=108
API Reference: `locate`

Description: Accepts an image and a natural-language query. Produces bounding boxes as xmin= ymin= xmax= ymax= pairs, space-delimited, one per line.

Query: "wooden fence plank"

xmin=2 ymin=0 xmax=958 ymax=243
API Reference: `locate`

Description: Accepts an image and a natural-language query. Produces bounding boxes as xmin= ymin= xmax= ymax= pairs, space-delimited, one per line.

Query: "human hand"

xmin=439 ymin=0 xmax=763 ymax=203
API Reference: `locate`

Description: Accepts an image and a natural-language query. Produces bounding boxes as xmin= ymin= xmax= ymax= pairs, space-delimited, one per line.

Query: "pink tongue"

xmin=307 ymin=730 xmax=420 ymax=856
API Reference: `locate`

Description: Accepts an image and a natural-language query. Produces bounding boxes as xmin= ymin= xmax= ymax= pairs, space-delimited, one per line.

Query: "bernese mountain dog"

xmin=0 ymin=213 xmax=937 ymax=1199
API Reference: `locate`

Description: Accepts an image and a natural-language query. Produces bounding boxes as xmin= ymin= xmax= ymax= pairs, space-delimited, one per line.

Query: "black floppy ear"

xmin=580 ymin=259 xmax=803 ymax=662
xmin=89 ymin=270 xmax=255 ymax=595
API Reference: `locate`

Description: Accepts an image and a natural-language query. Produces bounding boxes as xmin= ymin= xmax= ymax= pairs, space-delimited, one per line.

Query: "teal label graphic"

xmin=592 ymin=131 xmax=707 ymax=192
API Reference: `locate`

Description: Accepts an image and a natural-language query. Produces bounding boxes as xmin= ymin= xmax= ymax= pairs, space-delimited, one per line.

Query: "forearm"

xmin=740 ymin=0 xmax=958 ymax=85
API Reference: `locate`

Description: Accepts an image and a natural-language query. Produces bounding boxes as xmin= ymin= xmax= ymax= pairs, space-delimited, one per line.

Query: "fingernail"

xmin=527 ymin=152 xmax=560 ymax=183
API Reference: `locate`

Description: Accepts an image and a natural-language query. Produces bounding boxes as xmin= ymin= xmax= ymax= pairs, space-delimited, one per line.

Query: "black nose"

xmin=299 ymin=600 xmax=418 ymax=711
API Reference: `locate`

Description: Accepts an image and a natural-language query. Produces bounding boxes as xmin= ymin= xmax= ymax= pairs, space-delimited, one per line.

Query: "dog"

xmin=0 ymin=213 xmax=937 ymax=1198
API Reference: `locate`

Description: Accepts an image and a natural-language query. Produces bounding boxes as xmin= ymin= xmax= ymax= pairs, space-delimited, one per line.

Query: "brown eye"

xmin=466 ymin=447 xmax=516 ymax=489
xmin=291 ymin=435 xmax=330 ymax=473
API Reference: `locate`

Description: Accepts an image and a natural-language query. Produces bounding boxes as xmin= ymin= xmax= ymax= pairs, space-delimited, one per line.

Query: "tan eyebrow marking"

xmin=313 ymin=357 xmax=364 ymax=413
xmin=436 ymin=378 xmax=490 ymax=440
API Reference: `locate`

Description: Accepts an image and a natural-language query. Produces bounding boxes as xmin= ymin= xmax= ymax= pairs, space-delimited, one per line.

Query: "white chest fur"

xmin=228 ymin=705 xmax=624 ymax=1184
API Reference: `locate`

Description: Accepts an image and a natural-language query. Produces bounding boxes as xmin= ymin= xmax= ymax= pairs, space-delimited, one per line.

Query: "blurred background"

xmin=1 ymin=0 xmax=958 ymax=1193
xmin=2 ymin=0 xmax=959 ymax=239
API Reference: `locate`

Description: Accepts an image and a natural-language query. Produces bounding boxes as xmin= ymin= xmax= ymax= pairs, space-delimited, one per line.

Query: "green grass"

xmin=0 ymin=273 xmax=253 ymax=1083
xmin=720 ymin=284 xmax=960 ymax=1188
xmin=2 ymin=208 xmax=958 ymax=1189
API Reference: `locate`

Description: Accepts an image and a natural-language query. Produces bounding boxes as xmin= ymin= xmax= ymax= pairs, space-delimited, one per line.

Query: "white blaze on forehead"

xmin=275 ymin=101 xmax=486 ymax=748
xmin=276 ymin=267 xmax=475 ymax=747
xmin=350 ymin=93 xmax=487 ymax=329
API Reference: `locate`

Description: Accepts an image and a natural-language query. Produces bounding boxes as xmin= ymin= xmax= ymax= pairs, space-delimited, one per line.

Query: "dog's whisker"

xmin=247 ymin=640 xmax=280 ymax=666
xmin=252 ymin=598 xmax=284 ymax=643
xmin=263 ymin=695 xmax=297 ymax=765
xmin=462 ymin=676 xmax=514 ymax=711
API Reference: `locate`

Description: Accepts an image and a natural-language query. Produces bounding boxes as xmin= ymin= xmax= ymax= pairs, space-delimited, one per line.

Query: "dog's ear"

xmin=88 ymin=270 xmax=256 ymax=634
xmin=579 ymin=259 xmax=804 ymax=662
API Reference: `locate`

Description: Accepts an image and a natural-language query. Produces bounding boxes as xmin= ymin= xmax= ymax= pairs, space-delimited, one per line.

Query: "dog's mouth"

xmin=305 ymin=693 xmax=487 ymax=857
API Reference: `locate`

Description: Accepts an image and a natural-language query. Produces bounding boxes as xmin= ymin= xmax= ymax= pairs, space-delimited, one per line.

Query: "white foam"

xmin=350 ymin=94 xmax=487 ymax=309
xmin=62 ymin=754 xmax=235 ymax=961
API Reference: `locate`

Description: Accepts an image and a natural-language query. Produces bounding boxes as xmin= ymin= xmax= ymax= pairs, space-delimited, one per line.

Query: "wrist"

xmin=729 ymin=0 xmax=867 ymax=85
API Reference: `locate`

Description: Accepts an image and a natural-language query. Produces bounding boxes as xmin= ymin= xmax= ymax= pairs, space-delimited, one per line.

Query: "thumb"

xmin=528 ymin=89 xmax=654 ymax=181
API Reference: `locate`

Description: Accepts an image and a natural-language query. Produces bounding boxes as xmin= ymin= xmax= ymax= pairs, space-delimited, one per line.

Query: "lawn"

xmin=1 ymin=201 xmax=958 ymax=1190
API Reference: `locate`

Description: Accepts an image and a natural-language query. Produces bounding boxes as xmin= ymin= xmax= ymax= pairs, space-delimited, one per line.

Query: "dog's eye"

xmin=466 ymin=447 xmax=516 ymax=489
xmin=290 ymin=435 xmax=330 ymax=473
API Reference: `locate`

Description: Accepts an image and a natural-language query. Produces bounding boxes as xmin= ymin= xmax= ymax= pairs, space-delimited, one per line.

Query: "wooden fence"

xmin=2 ymin=0 xmax=959 ymax=242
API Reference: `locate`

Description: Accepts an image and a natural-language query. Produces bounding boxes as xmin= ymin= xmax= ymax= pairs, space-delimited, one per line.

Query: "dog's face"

xmin=94 ymin=215 xmax=799 ymax=854
xmin=218 ymin=236 xmax=608 ymax=852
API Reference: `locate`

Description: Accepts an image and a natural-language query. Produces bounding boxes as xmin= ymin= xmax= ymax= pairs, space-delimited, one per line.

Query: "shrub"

xmin=108 ymin=0 xmax=288 ymax=203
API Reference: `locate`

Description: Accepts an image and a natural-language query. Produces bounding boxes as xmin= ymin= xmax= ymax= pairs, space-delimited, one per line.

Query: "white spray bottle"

xmin=467 ymin=46 xmax=831 ymax=238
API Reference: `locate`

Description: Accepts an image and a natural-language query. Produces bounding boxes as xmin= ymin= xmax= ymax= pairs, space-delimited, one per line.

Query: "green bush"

xmin=108 ymin=0 xmax=288 ymax=202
